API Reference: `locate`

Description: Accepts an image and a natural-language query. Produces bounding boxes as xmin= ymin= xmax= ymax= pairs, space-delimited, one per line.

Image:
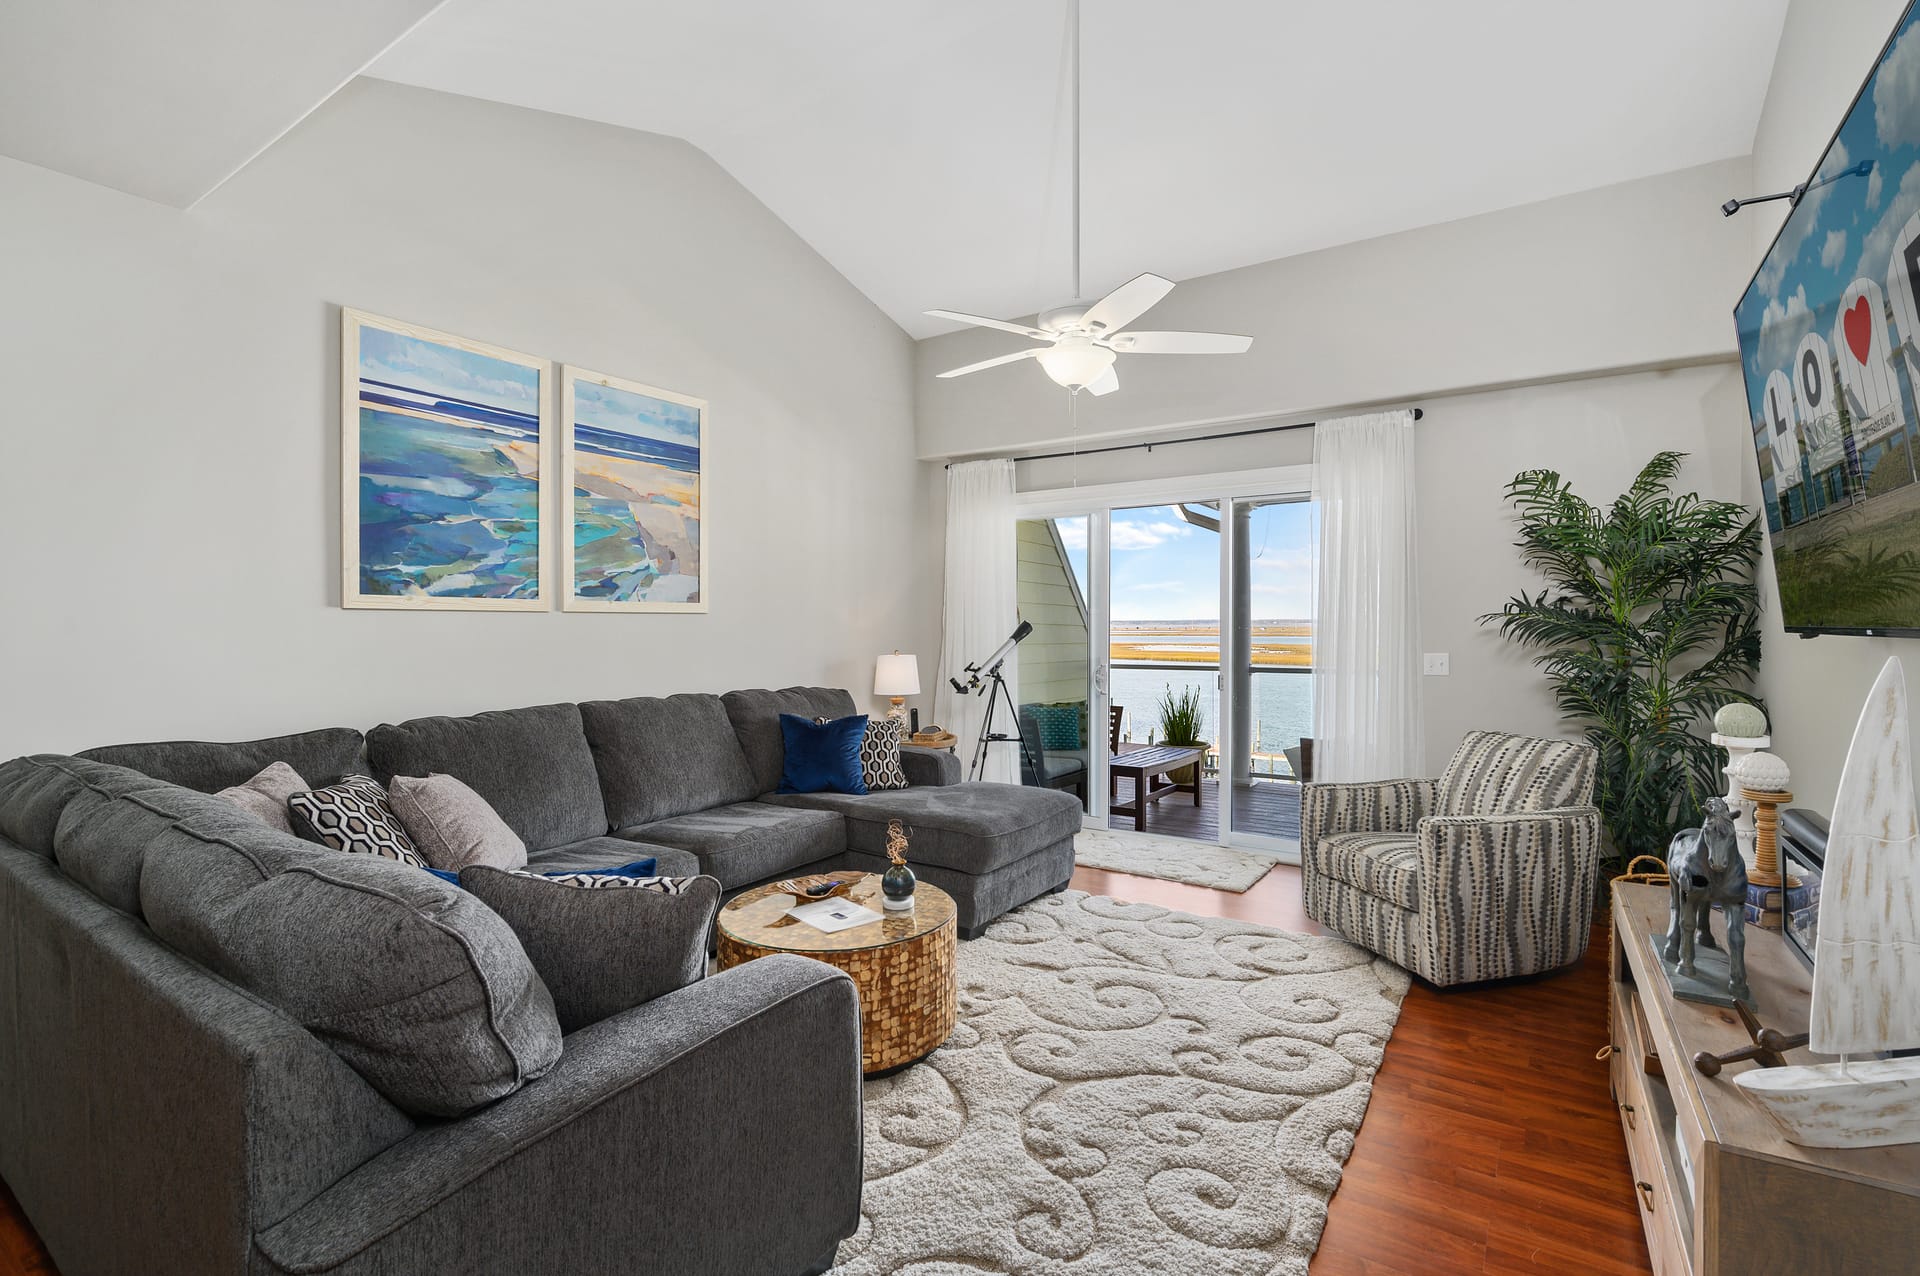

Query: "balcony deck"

xmin=1105 ymin=774 xmax=1300 ymax=841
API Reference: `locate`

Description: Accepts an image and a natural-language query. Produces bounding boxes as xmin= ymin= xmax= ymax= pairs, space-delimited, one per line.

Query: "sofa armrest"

xmin=901 ymin=743 xmax=961 ymax=787
xmin=1412 ymin=806 xmax=1602 ymax=985
xmin=254 ymin=956 xmax=863 ymax=1276
xmin=1300 ymin=777 xmax=1437 ymax=865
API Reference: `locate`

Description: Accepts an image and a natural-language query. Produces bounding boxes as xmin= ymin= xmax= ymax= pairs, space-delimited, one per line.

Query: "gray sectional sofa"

xmin=0 ymin=686 xmax=1082 ymax=1276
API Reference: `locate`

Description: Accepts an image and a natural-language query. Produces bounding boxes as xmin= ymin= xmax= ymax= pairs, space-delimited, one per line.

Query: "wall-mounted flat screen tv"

xmin=1735 ymin=0 xmax=1920 ymax=636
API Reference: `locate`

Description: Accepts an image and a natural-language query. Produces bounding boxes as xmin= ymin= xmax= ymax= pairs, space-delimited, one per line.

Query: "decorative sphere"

xmin=1714 ymin=702 xmax=1768 ymax=739
xmin=1731 ymin=751 xmax=1791 ymax=791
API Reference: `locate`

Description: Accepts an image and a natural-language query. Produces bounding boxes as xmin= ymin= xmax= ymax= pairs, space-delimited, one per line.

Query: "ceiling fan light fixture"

xmin=1036 ymin=340 xmax=1115 ymax=389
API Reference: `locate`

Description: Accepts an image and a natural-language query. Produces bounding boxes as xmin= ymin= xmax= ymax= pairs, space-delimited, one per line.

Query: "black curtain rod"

xmin=945 ymin=407 xmax=1423 ymax=469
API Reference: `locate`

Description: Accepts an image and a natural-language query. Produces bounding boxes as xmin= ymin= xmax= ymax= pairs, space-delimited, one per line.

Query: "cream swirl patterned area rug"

xmin=831 ymin=891 xmax=1410 ymax=1276
xmin=1072 ymin=826 xmax=1287 ymax=892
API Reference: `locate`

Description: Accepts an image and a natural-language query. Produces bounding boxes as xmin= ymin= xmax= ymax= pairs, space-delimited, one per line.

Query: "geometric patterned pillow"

xmin=504 ymin=869 xmax=699 ymax=893
xmin=860 ymin=715 xmax=910 ymax=792
xmin=287 ymin=775 xmax=426 ymax=869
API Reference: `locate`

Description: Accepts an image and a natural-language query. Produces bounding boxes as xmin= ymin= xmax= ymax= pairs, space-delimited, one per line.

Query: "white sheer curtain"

xmin=936 ymin=459 xmax=1020 ymax=783
xmin=1311 ymin=410 xmax=1425 ymax=782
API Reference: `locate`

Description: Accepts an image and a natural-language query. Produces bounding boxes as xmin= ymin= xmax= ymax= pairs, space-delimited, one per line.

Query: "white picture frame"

xmin=558 ymin=364 xmax=707 ymax=613
xmin=340 ymin=308 xmax=552 ymax=611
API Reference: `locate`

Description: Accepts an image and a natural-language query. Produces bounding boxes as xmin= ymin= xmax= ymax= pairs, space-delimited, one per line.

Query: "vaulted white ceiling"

xmin=0 ymin=0 xmax=445 ymax=207
xmin=372 ymin=0 xmax=1791 ymax=337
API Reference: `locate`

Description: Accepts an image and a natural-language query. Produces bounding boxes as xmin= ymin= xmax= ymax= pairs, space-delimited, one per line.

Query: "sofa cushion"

xmin=722 ymin=687 xmax=859 ymax=796
xmin=0 ymin=755 xmax=267 ymax=913
xmin=777 ymin=714 xmax=868 ymax=796
xmin=367 ymin=703 xmax=608 ymax=852
xmin=763 ymin=782 xmax=1081 ymax=876
xmin=215 ymin=761 xmax=307 ymax=834
xmin=1308 ymin=830 xmax=1422 ymax=911
xmin=617 ymin=802 xmax=844 ymax=889
xmin=389 ymin=773 xmax=527 ymax=872
xmin=134 ymin=790 xmax=562 ymax=1118
xmin=289 ymin=776 xmax=427 ymax=869
xmin=1436 ymin=730 xmax=1597 ymax=818
xmin=77 ymin=727 xmax=369 ymax=793
xmin=462 ymin=866 xmax=720 ymax=1032
xmin=526 ymin=835 xmax=700 ymax=878
xmin=0 ymin=752 xmax=169 ymax=861
xmin=578 ymin=693 xmax=759 ymax=828
xmin=860 ymin=717 xmax=910 ymax=792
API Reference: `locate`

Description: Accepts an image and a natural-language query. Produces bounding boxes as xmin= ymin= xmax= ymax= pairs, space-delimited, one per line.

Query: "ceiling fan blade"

xmin=935 ymin=348 xmax=1046 ymax=379
xmin=1081 ymin=273 xmax=1174 ymax=334
xmin=1107 ymin=331 xmax=1253 ymax=354
xmin=1085 ymin=366 xmax=1119 ymax=396
xmin=923 ymin=309 xmax=1053 ymax=341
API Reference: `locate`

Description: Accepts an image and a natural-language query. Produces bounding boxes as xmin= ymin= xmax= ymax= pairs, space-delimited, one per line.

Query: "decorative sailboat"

xmin=1734 ymin=657 xmax=1920 ymax=1149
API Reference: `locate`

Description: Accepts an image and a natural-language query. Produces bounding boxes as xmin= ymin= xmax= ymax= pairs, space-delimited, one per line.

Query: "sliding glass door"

xmin=1012 ymin=464 xmax=1311 ymax=859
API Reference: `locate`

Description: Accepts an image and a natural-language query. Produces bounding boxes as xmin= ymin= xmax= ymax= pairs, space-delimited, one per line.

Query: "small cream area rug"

xmin=831 ymin=891 xmax=1411 ymax=1276
xmin=1072 ymin=826 xmax=1286 ymax=892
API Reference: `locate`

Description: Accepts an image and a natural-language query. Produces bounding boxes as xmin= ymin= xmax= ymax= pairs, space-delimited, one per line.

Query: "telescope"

xmin=950 ymin=621 xmax=1033 ymax=696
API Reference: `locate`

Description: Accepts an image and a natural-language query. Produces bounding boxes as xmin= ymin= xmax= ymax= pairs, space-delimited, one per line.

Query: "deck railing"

xmin=1109 ymin=661 xmax=1309 ymax=780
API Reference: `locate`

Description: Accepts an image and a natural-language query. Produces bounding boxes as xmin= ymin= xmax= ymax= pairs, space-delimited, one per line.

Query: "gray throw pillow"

xmin=215 ymin=760 xmax=307 ymax=834
xmin=862 ymin=716 xmax=910 ymax=791
xmin=462 ymin=866 xmax=720 ymax=1033
xmin=389 ymin=773 xmax=527 ymax=872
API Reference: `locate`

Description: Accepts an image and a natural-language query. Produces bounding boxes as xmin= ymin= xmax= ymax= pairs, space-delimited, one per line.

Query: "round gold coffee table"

xmin=716 ymin=874 xmax=957 ymax=1075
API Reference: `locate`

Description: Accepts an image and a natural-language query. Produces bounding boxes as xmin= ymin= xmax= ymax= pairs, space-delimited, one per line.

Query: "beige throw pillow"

xmin=389 ymin=773 xmax=527 ymax=873
xmin=215 ymin=761 xmax=308 ymax=834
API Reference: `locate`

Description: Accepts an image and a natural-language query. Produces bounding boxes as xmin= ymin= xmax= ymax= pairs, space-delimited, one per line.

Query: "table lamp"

xmin=873 ymin=652 xmax=920 ymax=720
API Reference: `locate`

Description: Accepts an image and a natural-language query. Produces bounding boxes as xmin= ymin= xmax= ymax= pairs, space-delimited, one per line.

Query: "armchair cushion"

xmin=1435 ymin=730 xmax=1596 ymax=818
xmin=1414 ymin=805 xmax=1603 ymax=985
xmin=1308 ymin=831 xmax=1421 ymax=910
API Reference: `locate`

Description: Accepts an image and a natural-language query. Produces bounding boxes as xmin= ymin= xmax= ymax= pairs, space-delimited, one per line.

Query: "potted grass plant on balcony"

xmin=1155 ymin=685 xmax=1205 ymax=787
xmin=1481 ymin=451 xmax=1763 ymax=875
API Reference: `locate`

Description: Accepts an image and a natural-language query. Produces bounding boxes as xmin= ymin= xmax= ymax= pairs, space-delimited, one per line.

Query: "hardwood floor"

xmin=1072 ymin=861 xmax=1652 ymax=1276
xmin=0 ymin=864 xmax=1650 ymax=1276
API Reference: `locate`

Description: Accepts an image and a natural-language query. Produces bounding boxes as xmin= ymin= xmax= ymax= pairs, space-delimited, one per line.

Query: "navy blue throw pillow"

xmin=778 ymin=713 xmax=870 ymax=795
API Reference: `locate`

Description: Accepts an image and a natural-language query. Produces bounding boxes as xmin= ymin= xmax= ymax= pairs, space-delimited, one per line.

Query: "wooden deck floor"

xmin=0 ymin=863 xmax=1649 ymax=1276
xmin=1105 ymin=773 xmax=1301 ymax=840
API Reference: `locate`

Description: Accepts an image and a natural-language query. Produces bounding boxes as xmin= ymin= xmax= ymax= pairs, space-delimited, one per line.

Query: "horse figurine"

xmin=1662 ymin=796 xmax=1750 ymax=1003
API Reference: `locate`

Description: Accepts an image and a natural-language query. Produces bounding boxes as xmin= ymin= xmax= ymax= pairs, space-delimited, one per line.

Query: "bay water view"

xmin=1108 ymin=620 xmax=1312 ymax=775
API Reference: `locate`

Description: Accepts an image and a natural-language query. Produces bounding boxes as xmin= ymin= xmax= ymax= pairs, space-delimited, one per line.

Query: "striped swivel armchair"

xmin=1301 ymin=730 xmax=1603 ymax=986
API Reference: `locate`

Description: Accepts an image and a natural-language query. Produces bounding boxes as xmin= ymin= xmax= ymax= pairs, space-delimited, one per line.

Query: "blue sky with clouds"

xmin=1055 ymin=502 xmax=1314 ymax=621
xmin=358 ymin=327 xmax=538 ymax=414
xmin=1736 ymin=6 xmax=1920 ymax=434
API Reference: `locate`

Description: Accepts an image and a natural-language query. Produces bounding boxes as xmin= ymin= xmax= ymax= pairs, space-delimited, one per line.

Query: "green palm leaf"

xmin=1480 ymin=451 xmax=1763 ymax=874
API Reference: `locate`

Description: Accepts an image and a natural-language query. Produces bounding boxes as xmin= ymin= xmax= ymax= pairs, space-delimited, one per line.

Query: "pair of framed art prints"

xmin=339 ymin=307 xmax=705 ymax=614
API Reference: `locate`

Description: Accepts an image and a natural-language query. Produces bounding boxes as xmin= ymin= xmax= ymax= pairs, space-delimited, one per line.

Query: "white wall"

xmin=915 ymin=157 xmax=1757 ymax=460
xmin=1742 ymin=0 xmax=1916 ymax=809
xmin=0 ymin=78 xmax=936 ymax=758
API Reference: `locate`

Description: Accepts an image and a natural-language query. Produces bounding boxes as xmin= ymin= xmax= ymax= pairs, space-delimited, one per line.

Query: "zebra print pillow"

xmin=507 ymin=869 xmax=698 ymax=893
xmin=288 ymin=775 xmax=426 ymax=869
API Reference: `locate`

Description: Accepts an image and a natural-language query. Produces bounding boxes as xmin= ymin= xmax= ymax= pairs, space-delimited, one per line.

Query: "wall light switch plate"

xmin=1423 ymin=652 xmax=1450 ymax=676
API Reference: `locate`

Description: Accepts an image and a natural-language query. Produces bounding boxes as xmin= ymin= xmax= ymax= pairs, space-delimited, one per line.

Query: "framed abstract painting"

xmin=559 ymin=365 xmax=706 ymax=612
xmin=340 ymin=309 xmax=551 ymax=610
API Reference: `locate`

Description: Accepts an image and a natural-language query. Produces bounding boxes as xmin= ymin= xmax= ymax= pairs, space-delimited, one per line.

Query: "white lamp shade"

xmin=1036 ymin=340 xmax=1115 ymax=389
xmin=874 ymin=652 xmax=921 ymax=697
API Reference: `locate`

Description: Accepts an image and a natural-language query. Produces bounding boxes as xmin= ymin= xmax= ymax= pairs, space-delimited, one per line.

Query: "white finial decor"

xmin=1730 ymin=751 xmax=1790 ymax=792
xmin=1735 ymin=657 xmax=1920 ymax=1148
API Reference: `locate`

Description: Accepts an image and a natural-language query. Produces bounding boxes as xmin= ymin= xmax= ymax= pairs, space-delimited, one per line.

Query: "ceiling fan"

xmin=927 ymin=0 xmax=1252 ymax=397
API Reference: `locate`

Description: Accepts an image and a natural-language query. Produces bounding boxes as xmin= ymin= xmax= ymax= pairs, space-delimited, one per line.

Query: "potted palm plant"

xmin=1155 ymin=685 xmax=1205 ymax=787
xmin=1481 ymin=451 xmax=1763 ymax=875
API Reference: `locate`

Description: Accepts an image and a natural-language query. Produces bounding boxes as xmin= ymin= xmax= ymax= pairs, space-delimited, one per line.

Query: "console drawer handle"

xmin=1621 ymin=1102 xmax=1637 ymax=1130
xmin=1636 ymin=1180 xmax=1655 ymax=1210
